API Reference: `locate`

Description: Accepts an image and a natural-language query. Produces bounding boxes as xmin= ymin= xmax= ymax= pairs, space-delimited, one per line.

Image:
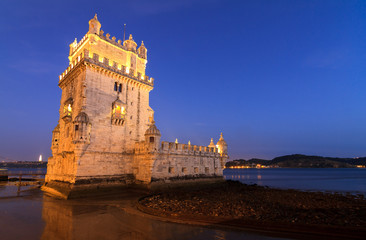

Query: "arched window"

xmin=114 ymin=82 xmax=117 ymax=91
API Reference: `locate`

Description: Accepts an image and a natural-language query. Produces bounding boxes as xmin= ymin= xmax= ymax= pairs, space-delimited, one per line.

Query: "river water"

xmin=1 ymin=168 xmax=365 ymax=239
xmin=0 ymin=168 xmax=287 ymax=240
xmin=224 ymin=168 xmax=366 ymax=196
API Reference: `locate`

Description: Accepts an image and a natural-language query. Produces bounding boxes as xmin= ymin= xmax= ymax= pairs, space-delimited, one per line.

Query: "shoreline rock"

xmin=138 ymin=181 xmax=366 ymax=239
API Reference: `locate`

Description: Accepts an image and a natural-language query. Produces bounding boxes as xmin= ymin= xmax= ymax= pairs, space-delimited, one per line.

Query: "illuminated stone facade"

xmin=43 ymin=15 xmax=229 ymax=198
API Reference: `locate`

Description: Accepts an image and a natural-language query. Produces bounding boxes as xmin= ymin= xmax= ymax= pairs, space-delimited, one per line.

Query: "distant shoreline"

xmin=0 ymin=161 xmax=47 ymax=169
xmin=226 ymin=154 xmax=366 ymax=168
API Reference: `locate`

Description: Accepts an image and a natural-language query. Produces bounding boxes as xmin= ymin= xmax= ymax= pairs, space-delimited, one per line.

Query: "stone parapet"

xmin=160 ymin=141 xmax=219 ymax=156
xmin=59 ymin=52 xmax=154 ymax=87
xmin=134 ymin=141 xmax=220 ymax=157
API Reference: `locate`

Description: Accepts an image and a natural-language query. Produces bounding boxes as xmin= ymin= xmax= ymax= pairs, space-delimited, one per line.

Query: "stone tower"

xmin=43 ymin=15 xmax=228 ymax=199
xmin=44 ymin=14 xmax=155 ymax=197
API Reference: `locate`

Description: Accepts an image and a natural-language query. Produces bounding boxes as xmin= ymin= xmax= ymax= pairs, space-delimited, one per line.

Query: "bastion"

xmin=42 ymin=15 xmax=229 ymax=199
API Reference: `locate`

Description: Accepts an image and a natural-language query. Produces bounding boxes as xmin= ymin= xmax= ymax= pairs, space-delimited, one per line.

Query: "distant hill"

xmin=226 ymin=154 xmax=366 ymax=168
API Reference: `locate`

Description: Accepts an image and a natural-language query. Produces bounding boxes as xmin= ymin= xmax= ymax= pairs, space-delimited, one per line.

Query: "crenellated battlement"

xmin=160 ymin=141 xmax=219 ymax=155
xmin=59 ymin=49 xmax=154 ymax=87
xmin=69 ymin=29 xmax=146 ymax=58
xmin=134 ymin=140 xmax=220 ymax=157
xmin=69 ymin=34 xmax=89 ymax=57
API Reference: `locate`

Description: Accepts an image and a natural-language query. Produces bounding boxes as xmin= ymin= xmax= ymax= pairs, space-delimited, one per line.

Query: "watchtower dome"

xmin=88 ymin=14 xmax=101 ymax=35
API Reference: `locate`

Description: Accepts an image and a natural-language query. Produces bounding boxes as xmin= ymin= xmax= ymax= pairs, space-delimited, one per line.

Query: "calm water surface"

xmin=224 ymin=168 xmax=366 ymax=195
xmin=2 ymin=168 xmax=364 ymax=239
xmin=0 ymin=168 xmax=288 ymax=240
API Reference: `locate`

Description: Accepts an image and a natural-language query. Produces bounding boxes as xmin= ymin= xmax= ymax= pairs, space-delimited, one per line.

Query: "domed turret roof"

xmin=74 ymin=112 xmax=89 ymax=123
xmin=124 ymin=34 xmax=137 ymax=52
xmin=145 ymin=120 xmax=161 ymax=136
xmin=208 ymin=138 xmax=216 ymax=148
xmin=88 ymin=14 xmax=101 ymax=35
xmin=216 ymin=133 xmax=227 ymax=146
xmin=89 ymin=14 xmax=100 ymax=25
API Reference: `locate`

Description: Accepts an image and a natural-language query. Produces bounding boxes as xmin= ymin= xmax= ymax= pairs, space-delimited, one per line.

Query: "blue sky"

xmin=1 ymin=0 xmax=366 ymax=161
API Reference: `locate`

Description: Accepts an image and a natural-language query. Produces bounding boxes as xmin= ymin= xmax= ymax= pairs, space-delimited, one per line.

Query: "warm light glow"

xmin=112 ymin=104 xmax=126 ymax=119
xmin=216 ymin=145 xmax=222 ymax=154
xmin=126 ymin=67 xmax=130 ymax=74
xmin=99 ymin=56 xmax=103 ymax=62
xmin=141 ymin=75 xmax=144 ymax=80
xmin=39 ymin=155 xmax=42 ymax=162
xmin=64 ymin=103 xmax=72 ymax=116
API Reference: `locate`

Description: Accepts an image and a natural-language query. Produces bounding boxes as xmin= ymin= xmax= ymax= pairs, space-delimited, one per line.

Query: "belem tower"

xmin=42 ymin=15 xmax=229 ymax=198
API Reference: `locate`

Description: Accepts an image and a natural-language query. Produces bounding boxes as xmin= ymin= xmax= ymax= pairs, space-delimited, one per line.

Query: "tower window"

xmin=114 ymin=82 xmax=117 ymax=91
xmin=64 ymin=103 xmax=72 ymax=116
xmin=118 ymin=84 xmax=122 ymax=92
xmin=149 ymin=137 xmax=154 ymax=143
xmin=75 ymin=125 xmax=79 ymax=131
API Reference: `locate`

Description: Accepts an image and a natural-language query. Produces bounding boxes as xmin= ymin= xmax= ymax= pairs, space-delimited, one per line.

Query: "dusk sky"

xmin=1 ymin=0 xmax=366 ymax=161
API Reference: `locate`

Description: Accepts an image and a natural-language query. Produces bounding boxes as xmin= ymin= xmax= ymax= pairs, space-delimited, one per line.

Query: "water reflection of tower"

xmin=40 ymin=195 xmax=209 ymax=240
xmin=41 ymin=195 xmax=146 ymax=240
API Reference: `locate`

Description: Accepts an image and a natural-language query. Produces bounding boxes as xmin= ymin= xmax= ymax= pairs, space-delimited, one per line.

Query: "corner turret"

xmin=216 ymin=133 xmax=228 ymax=156
xmin=144 ymin=117 xmax=161 ymax=152
xmin=88 ymin=14 xmax=101 ymax=35
xmin=73 ymin=112 xmax=91 ymax=144
xmin=124 ymin=34 xmax=137 ymax=52
xmin=51 ymin=124 xmax=60 ymax=155
xmin=208 ymin=138 xmax=216 ymax=148
xmin=137 ymin=41 xmax=147 ymax=59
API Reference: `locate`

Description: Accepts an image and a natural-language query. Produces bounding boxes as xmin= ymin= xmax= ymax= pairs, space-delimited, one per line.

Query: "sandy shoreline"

xmin=137 ymin=181 xmax=366 ymax=239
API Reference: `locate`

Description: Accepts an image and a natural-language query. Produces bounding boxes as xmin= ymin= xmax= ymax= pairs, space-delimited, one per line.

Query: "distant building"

xmin=42 ymin=15 xmax=229 ymax=199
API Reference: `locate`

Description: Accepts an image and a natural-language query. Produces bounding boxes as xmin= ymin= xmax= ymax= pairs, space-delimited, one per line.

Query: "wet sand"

xmin=0 ymin=185 xmax=288 ymax=240
xmin=138 ymin=181 xmax=366 ymax=240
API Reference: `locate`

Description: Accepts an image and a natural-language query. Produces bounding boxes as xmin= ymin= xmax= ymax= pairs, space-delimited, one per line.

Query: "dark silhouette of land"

xmin=0 ymin=161 xmax=47 ymax=169
xmin=226 ymin=154 xmax=366 ymax=168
